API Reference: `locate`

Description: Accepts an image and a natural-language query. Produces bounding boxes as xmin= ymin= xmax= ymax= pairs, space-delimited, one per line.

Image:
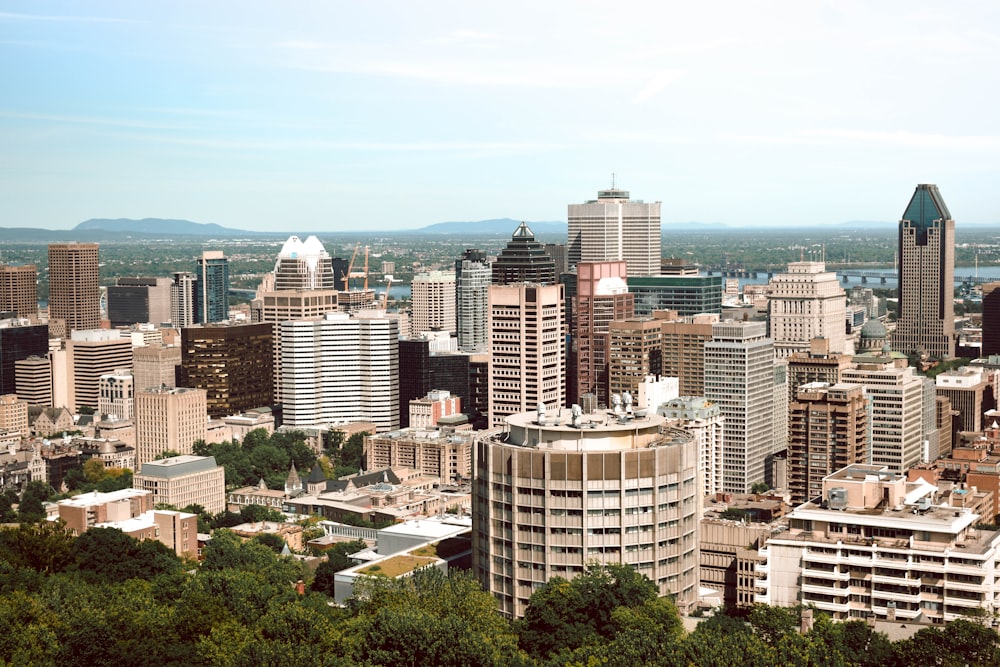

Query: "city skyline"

xmin=2 ymin=2 xmax=1000 ymax=232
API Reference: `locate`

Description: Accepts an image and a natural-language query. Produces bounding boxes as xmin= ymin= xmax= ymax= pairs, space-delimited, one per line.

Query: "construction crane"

xmin=343 ymin=243 xmax=360 ymax=290
xmin=382 ymin=275 xmax=393 ymax=310
xmin=347 ymin=244 xmax=369 ymax=291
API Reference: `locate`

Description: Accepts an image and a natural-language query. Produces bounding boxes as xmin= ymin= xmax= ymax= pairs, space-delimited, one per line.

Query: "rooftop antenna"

xmin=611 ymin=172 xmax=616 ymax=189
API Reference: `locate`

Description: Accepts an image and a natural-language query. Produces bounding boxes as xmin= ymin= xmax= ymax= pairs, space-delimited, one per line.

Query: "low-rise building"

xmin=364 ymin=426 xmax=473 ymax=485
xmin=133 ymin=454 xmax=226 ymax=514
xmin=75 ymin=437 xmax=136 ymax=471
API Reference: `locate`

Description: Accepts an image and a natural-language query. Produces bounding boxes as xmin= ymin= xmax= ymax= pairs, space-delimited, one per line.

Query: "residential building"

xmin=608 ymin=318 xmax=662 ymax=398
xmin=133 ymin=454 xmax=226 ymax=514
xmin=48 ymin=243 xmax=100 ymax=333
xmin=700 ymin=518 xmax=775 ymax=609
xmin=280 ymin=311 xmax=399 ymax=431
xmin=473 ymin=408 xmax=700 ymax=618
xmin=767 ymin=261 xmax=847 ymax=358
xmin=568 ymin=186 xmax=661 ymax=277
xmin=787 ymin=383 xmax=868 ymax=505
xmin=0 ymin=394 xmax=28 ymax=437
xmin=107 ymin=277 xmax=173 ymax=327
xmin=786 ymin=337 xmax=853 ymax=403
xmin=660 ymin=314 xmax=717 ymax=396
xmin=170 ymin=271 xmax=196 ymax=327
xmin=178 ymin=322 xmax=273 ymax=418
xmin=411 ymin=271 xmax=456 ymax=335
xmin=491 ymin=222 xmax=556 ymax=286
xmin=758 ymin=464 xmax=1000 ymax=624
xmin=365 ymin=426 xmax=474 ymax=485
xmin=704 ymin=321 xmax=775 ymax=493
xmin=0 ymin=264 xmax=37 ymax=320
xmin=628 ymin=275 xmax=723 ymax=316
xmin=455 ymin=249 xmax=491 ymax=353
xmin=66 ymin=330 xmax=133 ymax=412
xmin=488 ymin=283 xmax=565 ymax=427
xmin=573 ymin=261 xmax=633 ymax=406
xmin=29 ymin=406 xmax=74 ymax=438
xmin=195 ymin=251 xmax=229 ymax=324
xmin=134 ymin=386 xmax=208 ymax=466
xmin=893 ymin=184 xmax=956 ymax=359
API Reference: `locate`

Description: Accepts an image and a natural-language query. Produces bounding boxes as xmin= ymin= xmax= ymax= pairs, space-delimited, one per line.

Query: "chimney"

xmin=800 ymin=607 xmax=814 ymax=634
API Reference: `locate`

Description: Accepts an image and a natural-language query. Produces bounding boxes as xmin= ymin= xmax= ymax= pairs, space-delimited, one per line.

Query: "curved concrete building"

xmin=473 ymin=407 xmax=700 ymax=618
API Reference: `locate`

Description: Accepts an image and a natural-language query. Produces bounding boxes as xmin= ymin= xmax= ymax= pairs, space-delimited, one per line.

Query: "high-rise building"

xmin=411 ymin=271 xmax=456 ymax=335
xmin=171 ymin=271 xmax=197 ymax=327
xmin=660 ymin=314 xmax=718 ymax=397
xmin=894 ymin=184 xmax=955 ymax=359
xmin=134 ymin=387 xmax=208 ymax=466
xmin=15 ymin=355 xmax=51 ymax=406
xmin=543 ymin=243 xmax=568 ymax=277
xmin=254 ymin=236 xmax=340 ymax=402
xmin=787 ymin=382 xmax=868 ymax=505
xmin=935 ymin=366 xmax=989 ymax=434
xmin=66 ymin=330 xmax=133 ymax=412
xmin=0 ymin=319 xmax=48 ymax=396
xmin=455 ymin=250 xmax=491 ymax=353
xmin=661 ymin=396 xmax=724 ymax=497
xmin=767 ymin=261 xmax=847 ymax=358
xmin=398 ymin=337 xmax=472 ymax=429
xmin=608 ymin=318 xmax=662 ymax=398
xmin=0 ymin=264 xmax=37 ymax=320
xmin=488 ymin=283 xmax=565 ymax=428
xmin=491 ymin=222 xmax=556 ymax=286
xmin=704 ymin=321 xmax=775 ymax=493
xmin=48 ymin=243 xmax=100 ymax=333
xmin=983 ymin=282 xmax=1000 ymax=358
xmin=97 ymin=371 xmax=134 ymax=420
xmin=627 ymin=275 xmax=723 ymax=316
xmin=178 ymin=322 xmax=273 ymax=418
xmin=785 ymin=337 xmax=853 ymax=404
xmin=132 ymin=344 xmax=181 ymax=392
xmin=107 ymin=277 xmax=173 ymax=327
xmin=195 ymin=251 xmax=229 ymax=324
xmin=280 ymin=312 xmax=399 ymax=431
xmin=842 ymin=355 xmax=935 ymax=474
xmin=573 ymin=262 xmax=633 ymax=406
xmin=473 ymin=408 xmax=700 ymax=618
xmin=568 ymin=187 xmax=661 ymax=277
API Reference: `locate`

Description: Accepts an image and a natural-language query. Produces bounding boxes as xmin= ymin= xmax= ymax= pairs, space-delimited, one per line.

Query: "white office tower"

xmin=768 ymin=261 xmax=847 ymax=358
xmin=568 ymin=187 xmax=661 ymax=277
xmin=488 ymin=283 xmax=565 ymax=428
xmin=456 ymin=258 xmax=490 ymax=353
xmin=842 ymin=360 xmax=933 ymax=473
xmin=411 ymin=271 xmax=456 ymax=336
xmin=704 ymin=321 xmax=775 ymax=493
xmin=280 ymin=312 xmax=399 ymax=431
xmin=273 ymin=235 xmax=336 ymax=290
xmin=170 ymin=272 xmax=196 ymax=327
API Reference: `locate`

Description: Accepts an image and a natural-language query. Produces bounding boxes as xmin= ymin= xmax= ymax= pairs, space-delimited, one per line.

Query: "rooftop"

xmin=138 ymin=455 xmax=220 ymax=478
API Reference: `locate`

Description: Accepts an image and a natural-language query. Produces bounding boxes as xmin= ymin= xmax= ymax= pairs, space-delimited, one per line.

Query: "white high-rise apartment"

xmin=768 ymin=261 xmax=847 ymax=358
xmin=704 ymin=321 xmax=775 ymax=493
xmin=488 ymin=283 xmax=565 ymax=428
xmin=280 ymin=311 xmax=399 ymax=431
xmin=170 ymin=272 xmax=196 ymax=327
xmin=842 ymin=358 xmax=937 ymax=473
xmin=456 ymin=256 xmax=490 ymax=353
xmin=568 ymin=186 xmax=661 ymax=277
xmin=411 ymin=270 xmax=456 ymax=335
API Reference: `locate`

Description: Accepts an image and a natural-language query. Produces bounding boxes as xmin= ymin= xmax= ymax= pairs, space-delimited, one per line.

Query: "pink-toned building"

xmin=408 ymin=390 xmax=461 ymax=429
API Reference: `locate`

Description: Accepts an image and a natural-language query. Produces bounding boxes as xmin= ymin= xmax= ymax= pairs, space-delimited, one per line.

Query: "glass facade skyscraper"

xmin=195 ymin=251 xmax=229 ymax=324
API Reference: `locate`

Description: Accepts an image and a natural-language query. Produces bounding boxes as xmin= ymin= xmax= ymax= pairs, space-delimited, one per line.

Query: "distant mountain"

xmin=74 ymin=218 xmax=255 ymax=236
xmin=416 ymin=219 xmax=566 ymax=235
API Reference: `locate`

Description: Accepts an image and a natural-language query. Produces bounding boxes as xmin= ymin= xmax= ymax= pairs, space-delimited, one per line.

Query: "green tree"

xmin=311 ymin=540 xmax=367 ymax=595
xmin=71 ymin=527 xmax=182 ymax=583
xmin=18 ymin=480 xmax=54 ymax=522
xmin=0 ymin=521 xmax=74 ymax=574
xmin=253 ymin=532 xmax=286 ymax=554
xmin=0 ymin=489 xmax=17 ymax=523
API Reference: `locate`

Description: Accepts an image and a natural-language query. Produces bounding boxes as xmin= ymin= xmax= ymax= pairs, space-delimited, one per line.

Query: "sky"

xmin=2 ymin=1 xmax=1000 ymax=232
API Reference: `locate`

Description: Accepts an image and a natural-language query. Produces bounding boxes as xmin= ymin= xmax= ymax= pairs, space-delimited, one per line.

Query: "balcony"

xmin=944 ymin=579 xmax=986 ymax=594
xmin=802 ymin=582 xmax=846 ymax=598
xmin=803 ymin=566 xmax=849 ymax=581
xmin=803 ymin=550 xmax=840 ymax=565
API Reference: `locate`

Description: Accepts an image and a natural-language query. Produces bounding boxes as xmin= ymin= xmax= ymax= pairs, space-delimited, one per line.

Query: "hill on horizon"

xmin=74 ymin=218 xmax=255 ymax=236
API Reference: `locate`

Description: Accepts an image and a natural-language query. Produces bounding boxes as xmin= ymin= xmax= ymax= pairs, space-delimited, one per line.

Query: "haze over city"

xmin=2 ymin=1 xmax=1000 ymax=232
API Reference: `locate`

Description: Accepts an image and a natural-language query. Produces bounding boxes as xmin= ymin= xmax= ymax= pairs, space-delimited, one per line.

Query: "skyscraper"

xmin=982 ymin=282 xmax=1000 ymax=358
xmin=568 ymin=187 xmax=661 ymax=277
xmin=488 ymin=283 xmax=565 ymax=427
xmin=894 ymin=184 xmax=955 ymax=359
xmin=178 ymin=322 xmax=273 ymax=418
xmin=0 ymin=264 xmax=37 ymax=320
xmin=491 ymin=222 xmax=556 ymax=286
xmin=573 ymin=261 xmax=633 ymax=405
xmin=272 ymin=235 xmax=336 ymax=290
xmin=704 ymin=321 xmax=775 ymax=493
xmin=48 ymin=243 xmax=100 ymax=333
xmin=135 ymin=387 xmax=208 ymax=466
xmin=455 ymin=249 xmax=490 ymax=353
xmin=195 ymin=251 xmax=229 ymax=324
xmin=767 ymin=261 xmax=847 ymax=358
xmin=107 ymin=277 xmax=172 ymax=327
xmin=171 ymin=271 xmax=196 ymax=327
xmin=411 ymin=271 xmax=456 ymax=335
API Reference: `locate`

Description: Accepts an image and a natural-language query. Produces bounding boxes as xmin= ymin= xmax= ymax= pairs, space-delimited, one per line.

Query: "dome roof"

xmin=860 ymin=319 xmax=887 ymax=339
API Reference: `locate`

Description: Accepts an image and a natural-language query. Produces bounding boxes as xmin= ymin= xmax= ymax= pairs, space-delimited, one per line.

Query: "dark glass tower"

xmin=893 ymin=184 xmax=955 ymax=359
xmin=491 ymin=222 xmax=556 ymax=285
xmin=195 ymin=251 xmax=230 ymax=324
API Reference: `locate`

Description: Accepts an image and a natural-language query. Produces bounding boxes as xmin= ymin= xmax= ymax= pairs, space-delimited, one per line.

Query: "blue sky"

xmin=2 ymin=1 xmax=999 ymax=232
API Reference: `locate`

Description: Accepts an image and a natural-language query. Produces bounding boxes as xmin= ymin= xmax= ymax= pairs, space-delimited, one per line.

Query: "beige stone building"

xmin=135 ymin=386 xmax=207 ymax=466
xmin=659 ymin=314 xmax=718 ymax=397
xmin=134 ymin=454 xmax=226 ymax=514
xmin=132 ymin=344 xmax=181 ymax=392
xmin=48 ymin=243 xmax=100 ymax=334
xmin=0 ymin=264 xmax=37 ymax=320
xmin=0 ymin=394 xmax=29 ymax=437
xmin=365 ymin=426 xmax=473 ymax=485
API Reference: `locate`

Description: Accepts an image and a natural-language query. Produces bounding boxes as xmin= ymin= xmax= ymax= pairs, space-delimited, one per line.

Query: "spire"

xmin=285 ymin=462 xmax=302 ymax=495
